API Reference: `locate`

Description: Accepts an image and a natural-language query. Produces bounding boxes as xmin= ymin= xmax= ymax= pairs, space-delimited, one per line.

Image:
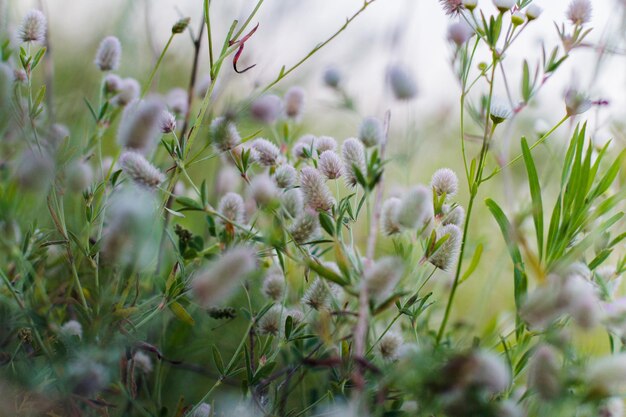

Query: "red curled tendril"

xmin=230 ymin=23 xmax=259 ymax=74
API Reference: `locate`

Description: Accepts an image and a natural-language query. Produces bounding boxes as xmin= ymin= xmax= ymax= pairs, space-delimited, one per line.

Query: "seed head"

xmin=172 ymin=17 xmax=190 ymax=34
xmin=493 ymin=0 xmax=516 ymax=12
xmin=192 ymin=247 xmax=257 ymax=307
xmin=378 ymin=331 xmax=403 ymax=360
xmin=318 ymin=151 xmax=343 ymax=180
xmin=166 ymin=88 xmax=188 ymax=116
xmin=526 ymin=4 xmax=543 ymax=20
xmin=281 ymin=188 xmax=304 ymax=219
xmin=251 ymin=94 xmax=282 ymax=124
xmin=94 ymin=36 xmax=121 ymax=71
xmin=112 ymin=78 xmax=140 ymax=106
xmin=66 ymin=160 xmax=94 ymax=192
xmin=364 ymin=257 xmax=404 ymax=301
xmin=119 ymin=151 xmax=165 ymax=189
xmin=289 ymin=209 xmax=319 ymax=244
xmin=274 ymin=164 xmax=297 ymax=188
xmin=388 ymin=65 xmax=418 ymax=100
xmin=490 ymin=98 xmax=512 ymax=124
xmin=258 ymin=305 xmax=285 ymax=336
xmin=252 ymin=138 xmax=280 ymax=166
xmin=439 ymin=0 xmax=464 ymax=15
xmin=249 ymin=174 xmax=278 ymax=205
xmin=358 ymin=116 xmax=384 ymax=147
xmin=133 ymin=351 xmax=153 ymax=374
xmin=316 ymin=136 xmax=338 ymax=153
xmin=18 ymin=10 xmax=46 ymax=44
xmin=431 ymin=168 xmax=459 ymax=197
xmin=284 ymin=86 xmax=306 ymax=120
xmin=299 ymin=167 xmax=335 ymax=211
xmin=60 ymin=320 xmax=83 ymax=339
xmin=381 ymin=197 xmax=402 ymax=235
xmin=117 ymin=98 xmax=164 ymax=154
xmin=218 ymin=192 xmax=245 ymax=224
xmin=104 ymin=74 xmax=122 ymax=94
xmin=302 ymin=278 xmax=338 ymax=310
xmin=323 ymin=66 xmax=342 ymax=88
xmin=263 ymin=269 xmax=286 ymax=301
xmin=192 ymin=404 xmax=211 ymax=417
xmin=159 ymin=111 xmax=177 ymax=134
xmin=396 ymin=185 xmax=433 ymax=230
xmin=527 ymin=344 xmax=561 ymax=400
xmin=209 ymin=116 xmax=241 ymax=152
xmin=341 ymin=138 xmax=367 ymax=188
xmin=292 ymin=134 xmax=317 ymax=159
xmin=429 ymin=224 xmax=462 ymax=271
xmin=447 ymin=21 xmax=474 ymax=46
xmin=565 ymin=88 xmax=592 ymax=116
xmin=567 ymin=0 xmax=592 ymax=25
xmin=68 ymin=356 xmax=109 ymax=397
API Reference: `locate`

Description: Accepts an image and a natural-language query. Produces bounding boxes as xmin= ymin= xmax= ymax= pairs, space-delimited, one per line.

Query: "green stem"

xmin=143 ymin=33 xmax=175 ymax=96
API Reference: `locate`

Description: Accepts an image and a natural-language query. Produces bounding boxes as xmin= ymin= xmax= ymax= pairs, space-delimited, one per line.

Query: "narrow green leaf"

xmin=460 ymin=243 xmax=484 ymax=283
xmin=521 ymin=137 xmax=544 ymax=260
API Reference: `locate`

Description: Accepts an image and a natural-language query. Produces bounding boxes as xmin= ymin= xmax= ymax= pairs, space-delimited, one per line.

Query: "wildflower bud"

xmin=209 ymin=116 xmax=241 ymax=152
xmin=159 ymin=111 xmax=177 ymax=134
xmin=447 ymin=21 xmax=474 ymax=46
xmin=567 ymin=0 xmax=592 ymax=25
xmin=587 ymin=353 xmax=626 ymax=397
xmin=251 ymin=94 xmax=282 ymax=124
xmin=172 ymin=17 xmax=191 ymax=34
xmin=290 ymin=208 xmax=319 ymax=244
xmin=527 ymin=344 xmax=561 ymax=400
xmin=281 ymin=188 xmax=304 ymax=218
xmin=299 ymin=167 xmax=335 ymax=211
xmin=323 ymin=66 xmax=342 ymax=88
xmin=364 ymin=257 xmax=404 ymax=301
xmin=442 ymin=204 xmax=465 ymax=226
xmin=440 ymin=0 xmax=464 ymax=16
xmin=431 ymin=168 xmax=459 ymax=197
xmin=94 ymin=36 xmax=122 ymax=71
xmin=599 ymin=398 xmax=625 ymax=417
xmin=526 ymin=4 xmax=543 ymax=20
xmin=274 ymin=164 xmax=297 ymax=189
xmin=358 ymin=116 xmax=384 ymax=148
xmin=493 ymin=0 xmax=516 ymax=13
xmin=381 ymin=197 xmax=402 ymax=235
xmin=292 ymin=134 xmax=317 ymax=159
xmin=192 ymin=247 xmax=257 ymax=307
xmin=316 ymin=136 xmax=337 ymax=153
xmin=462 ymin=0 xmax=477 ymax=11
xmin=258 ymin=305 xmax=285 ymax=336
xmin=18 ymin=10 xmax=46 ymax=44
xmin=341 ymin=138 xmax=367 ymax=188
xmin=288 ymin=309 xmax=305 ymax=325
xmin=249 ymin=174 xmax=278 ymax=206
xmin=490 ymin=98 xmax=512 ymax=124
xmin=133 ymin=351 xmax=153 ymax=373
xmin=192 ymin=404 xmax=211 ymax=417
xmin=103 ymin=73 xmax=122 ymax=94
xmin=302 ymin=278 xmax=338 ymax=310
xmin=388 ymin=65 xmax=418 ymax=100
xmin=13 ymin=68 xmax=27 ymax=83
xmin=218 ymin=192 xmax=245 ymax=224
xmin=565 ymin=88 xmax=592 ymax=116
xmin=252 ymin=138 xmax=280 ymax=166
xmin=318 ymin=150 xmax=343 ymax=180
xmin=511 ymin=11 xmax=526 ymax=26
xmin=397 ymin=185 xmax=432 ymax=229
xmin=15 ymin=149 xmax=55 ymax=191
xmin=378 ymin=332 xmax=403 ymax=361
xmin=66 ymin=160 xmax=94 ymax=192
xmin=113 ymin=78 xmax=140 ymax=106
xmin=262 ymin=268 xmax=285 ymax=301
xmin=119 ymin=151 xmax=165 ymax=189
xmin=60 ymin=320 xmax=83 ymax=339
xmin=284 ymin=86 xmax=306 ymax=120
xmin=166 ymin=88 xmax=188 ymax=116
xmin=429 ymin=224 xmax=462 ymax=271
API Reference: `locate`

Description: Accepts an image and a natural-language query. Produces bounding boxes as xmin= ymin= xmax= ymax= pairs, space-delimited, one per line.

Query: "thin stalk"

xmin=142 ymin=33 xmax=175 ymax=96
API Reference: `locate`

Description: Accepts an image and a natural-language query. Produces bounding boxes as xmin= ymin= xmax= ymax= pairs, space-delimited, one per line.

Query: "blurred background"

xmin=2 ymin=0 xmax=626 ymax=353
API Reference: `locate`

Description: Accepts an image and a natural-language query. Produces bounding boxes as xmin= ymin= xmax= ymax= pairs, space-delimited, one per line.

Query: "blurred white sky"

xmin=5 ymin=0 xmax=626 ymax=134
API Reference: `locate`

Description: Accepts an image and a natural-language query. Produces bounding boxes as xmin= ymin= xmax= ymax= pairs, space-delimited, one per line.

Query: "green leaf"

xmin=169 ymin=302 xmax=195 ymax=326
xmin=460 ymin=243 xmax=484 ymax=283
xmin=318 ymin=211 xmax=335 ymax=237
xmin=212 ymin=345 xmax=225 ymax=375
xmin=485 ymin=199 xmax=527 ymax=312
xmin=521 ymin=137 xmax=544 ymax=260
xmin=176 ymin=196 xmax=203 ymax=211
xmin=521 ymin=60 xmax=531 ymax=102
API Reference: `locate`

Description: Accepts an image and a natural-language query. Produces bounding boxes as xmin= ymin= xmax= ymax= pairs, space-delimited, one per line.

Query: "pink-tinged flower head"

xmin=95 ymin=36 xmax=122 ymax=71
xmin=299 ymin=167 xmax=335 ymax=211
xmin=567 ymin=0 xmax=592 ymax=25
xmin=18 ymin=10 xmax=46 ymax=44
xmin=439 ymin=0 xmax=464 ymax=16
